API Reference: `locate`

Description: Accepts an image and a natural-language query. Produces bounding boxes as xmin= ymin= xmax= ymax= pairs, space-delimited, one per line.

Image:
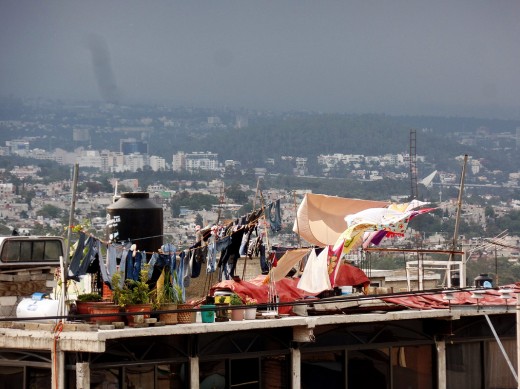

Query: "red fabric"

xmin=211 ymin=275 xmax=315 ymax=314
xmin=334 ymin=263 xmax=371 ymax=288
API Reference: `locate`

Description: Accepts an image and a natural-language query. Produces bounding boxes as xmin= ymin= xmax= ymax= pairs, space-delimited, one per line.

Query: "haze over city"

xmin=1 ymin=1 xmax=520 ymax=119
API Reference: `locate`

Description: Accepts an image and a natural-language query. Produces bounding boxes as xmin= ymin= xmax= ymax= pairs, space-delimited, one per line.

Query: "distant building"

xmin=120 ymin=138 xmax=148 ymax=155
xmin=207 ymin=116 xmax=221 ymax=125
xmin=11 ymin=165 xmax=41 ymax=180
xmin=0 ymin=183 xmax=15 ymax=198
xmin=172 ymin=152 xmax=186 ymax=172
xmin=5 ymin=140 xmax=30 ymax=155
xmin=235 ymin=115 xmax=248 ymax=129
xmin=76 ymin=150 xmax=103 ymax=169
xmin=124 ymin=154 xmax=147 ymax=172
xmin=184 ymin=152 xmax=219 ymax=173
xmin=149 ymin=156 xmax=166 ymax=171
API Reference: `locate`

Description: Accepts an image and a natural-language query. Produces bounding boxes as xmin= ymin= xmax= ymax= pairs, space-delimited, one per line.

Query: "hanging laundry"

xmin=106 ymin=244 xmax=118 ymax=281
xmin=297 ymin=249 xmax=331 ymax=294
xmin=96 ymin=240 xmax=111 ymax=285
xmin=207 ymin=236 xmax=217 ymax=273
xmin=266 ymin=199 xmax=282 ymax=232
xmin=68 ymin=231 xmax=87 ymax=279
xmin=217 ymin=228 xmax=245 ymax=281
xmin=124 ymin=245 xmax=143 ymax=281
xmin=77 ymin=236 xmax=97 ymax=278
xmin=181 ymin=249 xmax=191 ymax=288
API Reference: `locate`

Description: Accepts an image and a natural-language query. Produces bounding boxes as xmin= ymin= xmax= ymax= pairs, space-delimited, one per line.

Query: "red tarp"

xmin=210 ymin=263 xmax=370 ymax=314
xmin=382 ymin=284 xmax=520 ymax=309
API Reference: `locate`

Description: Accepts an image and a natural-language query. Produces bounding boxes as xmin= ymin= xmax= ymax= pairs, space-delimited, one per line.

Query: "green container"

xmin=201 ymin=305 xmax=215 ymax=323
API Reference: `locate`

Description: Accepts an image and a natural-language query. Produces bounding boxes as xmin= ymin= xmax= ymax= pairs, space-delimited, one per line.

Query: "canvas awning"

xmin=292 ymin=193 xmax=388 ymax=246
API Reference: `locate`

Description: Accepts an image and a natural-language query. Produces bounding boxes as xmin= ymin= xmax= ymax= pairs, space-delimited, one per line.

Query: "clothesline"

xmin=68 ymin=207 xmax=268 ymax=256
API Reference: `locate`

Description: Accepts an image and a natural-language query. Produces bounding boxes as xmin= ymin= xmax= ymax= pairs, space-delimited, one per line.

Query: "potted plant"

xmin=244 ymin=297 xmax=258 ymax=320
xmin=200 ymin=295 xmax=216 ymax=323
xmin=177 ymin=297 xmax=196 ymax=324
xmin=114 ymin=267 xmax=153 ymax=326
xmin=156 ymin=269 xmax=183 ymax=325
xmin=229 ymin=293 xmax=244 ymax=321
xmin=215 ymin=295 xmax=230 ymax=322
xmin=75 ymin=292 xmax=122 ymax=324
xmin=75 ymin=292 xmax=107 ymax=317
xmin=75 ymin=292 xmax=103 ymax=313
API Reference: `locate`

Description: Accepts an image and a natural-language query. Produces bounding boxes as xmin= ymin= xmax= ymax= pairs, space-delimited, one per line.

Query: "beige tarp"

xmin=265 ymin=248 xmax=310 ymax=283
xmin=292 ymin=193 xmax=389 ymax=247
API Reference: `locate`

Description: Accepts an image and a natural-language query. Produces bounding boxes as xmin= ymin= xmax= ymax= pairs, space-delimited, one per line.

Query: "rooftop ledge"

xmin=0 ymin=306 xmax=512 ymax=353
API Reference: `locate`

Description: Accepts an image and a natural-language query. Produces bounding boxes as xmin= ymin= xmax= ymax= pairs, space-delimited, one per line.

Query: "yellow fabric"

xmin=156 ymin=269 xmax=165 ymax=298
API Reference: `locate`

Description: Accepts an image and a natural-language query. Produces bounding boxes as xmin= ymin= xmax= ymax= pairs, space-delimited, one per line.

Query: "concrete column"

xmin=76 ymin=362 xmax=90 ymax=389
xmin=291 ymin=347 xmax=301 ymax=389
xmin=436 ymin=339 xmax=447 ymax=389
xmin=51 ymin=349 xmax=65 ymax=389
xmin=190 ymin=356 xmax=200 ymax=389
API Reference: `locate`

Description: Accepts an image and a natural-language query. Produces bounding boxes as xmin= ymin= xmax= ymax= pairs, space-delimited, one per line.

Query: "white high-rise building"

xmin=172 ymin=152 xmax=185 ymax=172
xmin=185 ymin=152 xmax=219 ymax=173
xmin=150 ymin=156 xmax=166 ymax=171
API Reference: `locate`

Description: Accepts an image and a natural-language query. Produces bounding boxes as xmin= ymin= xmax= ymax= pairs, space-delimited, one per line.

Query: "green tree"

xmin=225 ymin=184 xmax=250 ymax=204
xmin=36 ymin=205 xmax=64 ymax=219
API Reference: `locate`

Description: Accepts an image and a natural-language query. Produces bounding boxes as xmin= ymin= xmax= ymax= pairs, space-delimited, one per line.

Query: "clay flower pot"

xmin=88 ymin=304 xmax=122 ymax=325
xmin=230 ymin=307 xmax=245 ymax=321
xmin=125 ymin=303 xmax=152 ymax=326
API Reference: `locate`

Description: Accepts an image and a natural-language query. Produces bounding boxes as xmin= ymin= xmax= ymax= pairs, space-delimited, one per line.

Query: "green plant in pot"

xmin=215 ymin=295 xmax=230 ymax=322
xmin=156 ymin=268 xmax=183 ymax=325
xmin=76 ymin=293 xmax=103 ymax=302
xmin=75 ymin=292 xmax=109 ymax=318
xmin=113 ymin=266 xmax=153 ymax=326
xmin=229 ymin=293 xmax=245 ymax=321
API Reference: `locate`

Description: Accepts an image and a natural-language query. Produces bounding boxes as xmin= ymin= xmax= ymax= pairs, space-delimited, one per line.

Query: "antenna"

xmin=113 ymin=180 xmax=120 ymax=202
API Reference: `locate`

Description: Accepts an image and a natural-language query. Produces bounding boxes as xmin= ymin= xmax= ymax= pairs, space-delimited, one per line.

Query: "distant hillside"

xmin=159 ymin=113 xmax=509 ymax=171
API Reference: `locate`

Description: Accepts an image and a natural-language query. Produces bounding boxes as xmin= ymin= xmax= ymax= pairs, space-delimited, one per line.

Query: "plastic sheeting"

xmin=382 ymin=284 xmax=520 ymax=309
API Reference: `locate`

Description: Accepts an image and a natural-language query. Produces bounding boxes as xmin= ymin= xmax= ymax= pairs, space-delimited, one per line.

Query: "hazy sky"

xmin=1 ymin=1 xmax=519 ymax=118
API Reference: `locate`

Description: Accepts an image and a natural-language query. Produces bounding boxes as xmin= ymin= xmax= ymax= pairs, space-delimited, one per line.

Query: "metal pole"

xmin=65 ymin=163 xmax=79 ymax=270
xmin=484 ymin=314 xmax=518 ymax=383
xmin=448 ymin=154 xmax=468 ymax=284
xmin=62 ymin=163 xmax=79 ymax=315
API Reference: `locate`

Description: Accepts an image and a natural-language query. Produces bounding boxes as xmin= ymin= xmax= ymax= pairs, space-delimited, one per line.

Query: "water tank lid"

xmin=32 ymin=292 xmax=50 ymax=301
xmin=121 ymin=192 xmax=149 ymax=199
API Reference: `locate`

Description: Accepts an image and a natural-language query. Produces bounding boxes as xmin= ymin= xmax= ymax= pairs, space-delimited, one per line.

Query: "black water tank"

xmin=451 ymin=272 xmax=460 ymax=287
xmin=106 ymin=192 xmax=163 ymax=254
xmin=474 ymin=273 xmax=493 ymax=288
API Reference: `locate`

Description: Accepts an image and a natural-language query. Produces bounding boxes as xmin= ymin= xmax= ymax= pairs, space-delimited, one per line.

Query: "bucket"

xmin=201 ymin=304 xmax=215 ymax=323
xmin=340 ymin=286 xmax=352 ymax=295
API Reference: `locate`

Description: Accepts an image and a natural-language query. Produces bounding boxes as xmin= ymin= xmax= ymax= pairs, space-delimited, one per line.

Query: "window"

xmin=447 ymin=343 xmax=482 ymax=389
xmin=392 ymin=345 xmax=433 ymax=389
xmin=0 ymin=238 xmax=63 ymax=264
